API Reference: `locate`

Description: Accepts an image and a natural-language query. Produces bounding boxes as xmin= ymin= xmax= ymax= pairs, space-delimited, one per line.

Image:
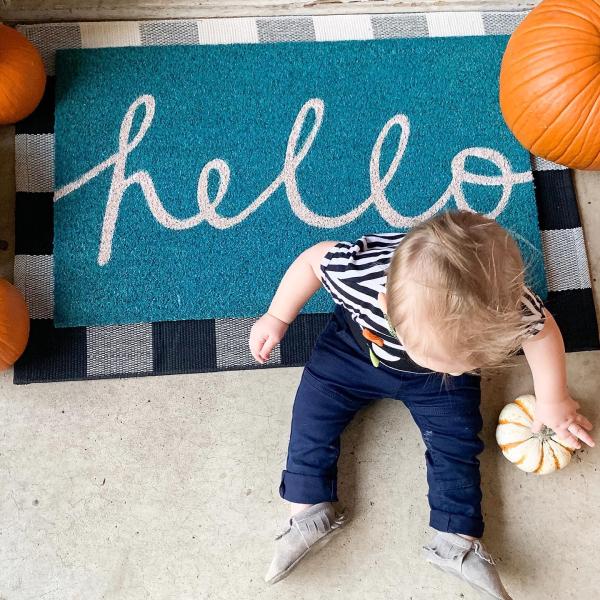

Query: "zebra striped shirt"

xmin=319 ymin=233 xmax=546 ymax=372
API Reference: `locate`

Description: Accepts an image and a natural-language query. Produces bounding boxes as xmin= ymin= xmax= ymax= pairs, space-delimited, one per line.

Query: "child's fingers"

xmin=249 ymin=332 xmax=268 ymax=363
xmin=250 ymin=346 xmax=264 ymax=363
xmin=576 ymin=414 xmax=593 ymax=431
xmin=259 ymin=335 xmax=278 ymax=361
xmin=568 ymin=422 xmax=595 ymax=448
xmin=556 ymin=430 xmax=581 ymax=449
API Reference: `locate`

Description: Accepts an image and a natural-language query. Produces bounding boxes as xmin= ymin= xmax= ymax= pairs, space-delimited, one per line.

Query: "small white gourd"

xmin=496 ymin=394 xmax=578 ymax=474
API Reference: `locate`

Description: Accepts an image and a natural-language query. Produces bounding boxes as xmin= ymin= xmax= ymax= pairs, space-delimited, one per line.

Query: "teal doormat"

xmin=54 ymin=35 xmax=546 ymax=327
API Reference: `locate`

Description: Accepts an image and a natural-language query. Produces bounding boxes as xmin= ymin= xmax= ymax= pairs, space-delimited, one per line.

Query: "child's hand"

xmin=249 ymin=313 xmax=290 ymax=364
xmin=531 ymin=393 xmax=595 ymax=449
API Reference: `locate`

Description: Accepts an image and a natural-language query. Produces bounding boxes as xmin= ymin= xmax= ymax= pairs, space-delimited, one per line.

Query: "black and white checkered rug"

xmin=13 ymin=12 xmax=599 ymax=384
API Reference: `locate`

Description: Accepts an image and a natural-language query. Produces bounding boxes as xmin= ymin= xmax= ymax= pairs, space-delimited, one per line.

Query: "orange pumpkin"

xmin=0 ymin=24 xmax=46 ymax=125
xmin=499 ymin=0 xmax=600 ymax=169
xmin=0 ymin=279 xmax=30 ymax=370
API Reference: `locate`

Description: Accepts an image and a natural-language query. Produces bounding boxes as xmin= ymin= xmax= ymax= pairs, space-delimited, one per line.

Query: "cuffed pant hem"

xmin=279 ymin=470 xmax=337 ymax=504
xmin=430 ymin=509 xmax=485 ymax=539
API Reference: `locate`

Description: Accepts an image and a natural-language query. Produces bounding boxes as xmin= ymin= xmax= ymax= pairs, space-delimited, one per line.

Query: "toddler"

xmin=249 ymin=210 xmax=595 ymax=599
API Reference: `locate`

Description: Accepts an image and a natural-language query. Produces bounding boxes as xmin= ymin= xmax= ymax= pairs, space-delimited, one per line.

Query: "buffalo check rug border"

xmin=13 ymin=11 xmax=600 ymax=384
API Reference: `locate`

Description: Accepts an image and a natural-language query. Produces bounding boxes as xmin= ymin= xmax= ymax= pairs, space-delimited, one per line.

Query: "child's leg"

xmin=266 ymin=352 xmax=373 ymax=584
xmin=279 ymin=307 xmax=401 ymax=510
xmin=289 ymin=503 xmax=313 ymax=516
xmin=279 ymin=365 xmax=374 ymax=510
xmin=401 ymin=373 xmax=485 ymax=538
xmin=400 ymin=374 xmax=512 ymax=598
xmin=266 ymin=308 xmax=402 ymax=584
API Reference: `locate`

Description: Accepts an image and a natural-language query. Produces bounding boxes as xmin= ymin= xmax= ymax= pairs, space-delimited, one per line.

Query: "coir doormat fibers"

xmin=13 ymin=13 xmax=599 ymax=384
xmin=53 ymin=32 xmax=546 ymax=327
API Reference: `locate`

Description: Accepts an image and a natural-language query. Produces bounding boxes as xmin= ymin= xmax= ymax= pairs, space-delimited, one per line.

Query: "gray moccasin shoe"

xmin=265 ymin=502 xmax=346 ymax=584
xmin=422 ymin=531 xmax=513 ymax=600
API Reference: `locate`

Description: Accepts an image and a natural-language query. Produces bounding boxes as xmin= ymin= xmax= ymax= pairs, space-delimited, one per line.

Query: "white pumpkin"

xmin=496 ymin=394 xmax=579 ymax=474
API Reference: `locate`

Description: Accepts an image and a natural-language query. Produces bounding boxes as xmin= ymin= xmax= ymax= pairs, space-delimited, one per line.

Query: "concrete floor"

xmin=1 ymin=4 xmax=600 ymax=600
xmin=3 ymin=357 xmax=600 ymax=600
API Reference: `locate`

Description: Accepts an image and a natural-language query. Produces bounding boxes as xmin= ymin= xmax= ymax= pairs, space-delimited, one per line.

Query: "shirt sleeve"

xmin=320 ymin=237 xmax=374 ymax=314
xmin=320 ymin=240 xmax=359 ymax=276
xmin=520 ymin=286 xmax=546 ymax=339
xmin=319 ymin=233 xmax=403 ymax=279
xmin=319 ymin=240 xmax=361 ymax=308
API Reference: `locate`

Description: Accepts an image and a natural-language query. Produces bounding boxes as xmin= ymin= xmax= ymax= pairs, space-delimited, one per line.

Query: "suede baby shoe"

xmin=422 ymin=531 xmax=513 ymax=600
xmin=265 ymin=502 xmax=347 ymax=584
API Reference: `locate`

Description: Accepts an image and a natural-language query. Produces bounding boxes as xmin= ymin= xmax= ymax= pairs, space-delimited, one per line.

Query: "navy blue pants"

xmin=279 ymin=306 xmax=485 ymax=538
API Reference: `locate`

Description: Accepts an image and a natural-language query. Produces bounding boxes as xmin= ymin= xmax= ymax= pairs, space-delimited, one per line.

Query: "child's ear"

xmin=378 ymin=292 xmax=388 ymax=314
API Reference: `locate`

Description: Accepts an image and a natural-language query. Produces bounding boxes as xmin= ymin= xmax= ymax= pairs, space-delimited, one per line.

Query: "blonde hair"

xmin=386 ymin=210 xmax=531 ymax=369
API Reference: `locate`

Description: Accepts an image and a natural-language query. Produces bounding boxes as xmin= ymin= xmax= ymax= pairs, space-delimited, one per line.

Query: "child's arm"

xmin=248 ymin=241 xmax=339 ymax=364
xmin=522 ymin=309 xmax=595 ymax=448
xmin=267 ymin=241 xmax=338 ymax=325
